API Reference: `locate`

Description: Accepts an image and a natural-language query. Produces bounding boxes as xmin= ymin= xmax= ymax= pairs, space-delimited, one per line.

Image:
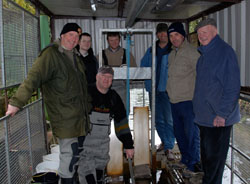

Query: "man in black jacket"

xmin=78 ymin=32 xmax=98 ymax=84
xmin=78 ymin=66 xmax=134 ymax=184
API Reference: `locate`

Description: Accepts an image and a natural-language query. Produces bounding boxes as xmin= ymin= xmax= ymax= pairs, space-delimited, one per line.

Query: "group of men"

xmin=6 ymin=18 xmax=240 ymax=184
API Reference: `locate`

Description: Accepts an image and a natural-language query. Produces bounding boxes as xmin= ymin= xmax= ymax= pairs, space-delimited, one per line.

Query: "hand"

xmin=5 ymin=104 xmax=20 ymax=117
xmin=125 ymin=149 xmax=134 ymax=159
xmin=213 ymin=115 xmax=225 ymax=127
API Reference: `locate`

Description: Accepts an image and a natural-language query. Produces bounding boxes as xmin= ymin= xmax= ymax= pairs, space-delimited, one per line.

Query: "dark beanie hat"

xmin=168 ymin=22 xmax=186 ymax=37
xmin=60 ymin=23 xmax=81 ymax=36
xmin=156 ymin=23 xmax=168 ymax=33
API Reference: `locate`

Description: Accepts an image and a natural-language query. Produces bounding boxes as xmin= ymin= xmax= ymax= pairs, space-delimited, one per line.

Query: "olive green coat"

xmin=10 ymin=42 xmax=90 ymax=138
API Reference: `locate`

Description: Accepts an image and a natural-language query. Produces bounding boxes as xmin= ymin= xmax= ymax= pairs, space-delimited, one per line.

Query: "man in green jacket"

xmin=6 ymin=23 xmax=90 ymax=184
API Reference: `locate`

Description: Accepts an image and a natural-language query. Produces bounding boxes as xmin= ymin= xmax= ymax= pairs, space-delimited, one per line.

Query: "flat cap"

xmin=195 ymin=18 xmax=217 ymax=31
xmin=98 ymin=66 xmax=114 ymax=76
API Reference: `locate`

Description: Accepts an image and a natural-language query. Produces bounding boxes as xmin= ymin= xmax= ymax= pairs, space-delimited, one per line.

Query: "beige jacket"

xmin=166 ymin=40 xmax=200 ymax=103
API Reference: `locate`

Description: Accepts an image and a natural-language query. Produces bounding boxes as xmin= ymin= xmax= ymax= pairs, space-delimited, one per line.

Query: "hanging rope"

xmin=125 ymin=32 xmax=131 ymax=118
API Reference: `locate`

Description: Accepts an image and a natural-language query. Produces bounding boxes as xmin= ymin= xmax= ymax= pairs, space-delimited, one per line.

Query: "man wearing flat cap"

xmin=6 ymin=22 xmax=90 ymax=183
xmin=193 ymin=18 xmax=240 ymax=184
xmin=140 ymin=23 xmax=175 ymax=161
xmin=166 ymin=22 xmax=201 ymax=177
xmin=78 ymin=66 xmax=134 ymax=184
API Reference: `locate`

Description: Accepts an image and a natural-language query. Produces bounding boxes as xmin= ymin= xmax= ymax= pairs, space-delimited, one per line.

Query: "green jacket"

xmin=10 ymin=41 xmax=91 ymax=138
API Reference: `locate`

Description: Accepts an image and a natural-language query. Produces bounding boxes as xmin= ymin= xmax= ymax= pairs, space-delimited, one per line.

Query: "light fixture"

xmin=90 ymin=0 xmax=96 ymax=12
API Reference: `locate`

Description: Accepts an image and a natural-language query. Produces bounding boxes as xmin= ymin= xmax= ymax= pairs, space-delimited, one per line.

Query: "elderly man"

xmin=167 ymin=22 xmax=201 ymax=175
xmin=193 ymin=18 xmax=240 ymax=184
xmin=6 ymin=23 xmax=89 ymax=184
xmin=140 ymin=23 xmax=175 ymax=160
xmin=78 ymin=66 xmax=134 ymax=184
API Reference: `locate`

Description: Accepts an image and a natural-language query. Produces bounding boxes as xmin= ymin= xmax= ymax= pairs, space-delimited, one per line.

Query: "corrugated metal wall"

xmin=54 ymin=19 xmax=168 ymax=67
xmin=208 ymin=0 xmax=249 ymax=86
xmin=54 ymin=0 xmax=249 ymax=85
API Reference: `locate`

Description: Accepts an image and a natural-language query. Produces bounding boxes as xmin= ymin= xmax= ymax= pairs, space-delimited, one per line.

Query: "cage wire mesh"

xmin=0 ymin=0 xmax=46 ymax=183
xmin=2 ymin=0 xmax=39 ymax=88
xmin=226 ymin=99 xmax=250 ymax=184
xmin=0 ymin=100 xmax=46 ymax=184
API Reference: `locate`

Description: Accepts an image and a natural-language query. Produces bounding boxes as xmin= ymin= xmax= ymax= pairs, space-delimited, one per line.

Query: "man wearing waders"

xmin=78 ymin=66 xmax=134 ymax=184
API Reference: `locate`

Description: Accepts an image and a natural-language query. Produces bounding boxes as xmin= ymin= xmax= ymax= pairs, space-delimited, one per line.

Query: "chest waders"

xmin=79 ymin=111 xmax=112 ymax=184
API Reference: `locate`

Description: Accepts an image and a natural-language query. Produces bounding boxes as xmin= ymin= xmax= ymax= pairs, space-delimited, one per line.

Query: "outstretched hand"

xmin=5 ymin=104 xmax=20 ymax=117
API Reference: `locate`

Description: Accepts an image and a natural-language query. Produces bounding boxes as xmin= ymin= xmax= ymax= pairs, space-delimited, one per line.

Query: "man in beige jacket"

xmin=167 ymin=22 xmax=201 ymax=177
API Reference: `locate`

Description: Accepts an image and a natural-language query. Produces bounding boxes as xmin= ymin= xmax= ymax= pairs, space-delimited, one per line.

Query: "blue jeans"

xmin=199 ymin=125 xmax=232 ymax=184
xmin=150 ymin=92 xmax=175 ymax=150
xmin=171 ymin=101 xmax=200 ymax=171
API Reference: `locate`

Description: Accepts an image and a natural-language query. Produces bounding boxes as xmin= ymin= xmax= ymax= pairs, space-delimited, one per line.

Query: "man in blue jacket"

xmin=193 ymin=18 xmax=241 ymax=184
xmin=140 ymin=23 xmax=175 ymax=160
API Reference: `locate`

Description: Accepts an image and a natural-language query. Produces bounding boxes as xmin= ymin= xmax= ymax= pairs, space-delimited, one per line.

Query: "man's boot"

xmin=96 ymin=169 xmax=104 ymax=184
xmin=85 ymin=174 xmax=96 ymax=184
xmin=61 ymin=178 xmax=74 ymax=184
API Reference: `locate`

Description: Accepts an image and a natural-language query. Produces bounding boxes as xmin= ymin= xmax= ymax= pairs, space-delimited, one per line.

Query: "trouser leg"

xmin=171 ymin=103 xmax=188 ymax=165
xmin=171 ymin=101 xmax=200 ymax=171
xmin=58 ymin=136 xmax=85 ymax=181
xmin=96 ymin=169 xmax=104 ymax=184
xmin=150 ymin=92 xmax=175 ymax=150
xmin=181 ymin=102 xmax=200 ymax=171
xmin=85 ymin=174 xmax=97 ymax=184
xmin=78 ymin=136 xmax=109 ymax=184
xmin=199 ymin=125 xmax=232 ymax=184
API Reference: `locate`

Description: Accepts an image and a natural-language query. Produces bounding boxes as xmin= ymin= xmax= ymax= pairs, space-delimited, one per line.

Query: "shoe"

xmin=171 ymin=161 xmax=187 ymax=169
xmin=165 ymin=149 xmax=175 ymax=161
xmin=182 ymin=169 xmax=198 ymax=179
xmin=189 ymin=176 xmax=203 ymax=184
xmin=61 ymin=178 xmax=74 ymax=184
xmin=157 ymin=143 xmax=164 ymax=152
xmin=194 ymin=162 xmax=203 ymax=173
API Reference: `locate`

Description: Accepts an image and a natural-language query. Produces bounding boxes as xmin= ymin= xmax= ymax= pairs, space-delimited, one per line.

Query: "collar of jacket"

xmin=149 ymin=40 xmax=171 ymax=55
xmin=108 ymin=46 xmax=121 ymax=53
xmin=171 ymin=39 xmax=188 ymax=51
xmin=54 ymin=39 xmax=80 ymax=56
xmin=198 ymin=34 xmax=220 ymax=54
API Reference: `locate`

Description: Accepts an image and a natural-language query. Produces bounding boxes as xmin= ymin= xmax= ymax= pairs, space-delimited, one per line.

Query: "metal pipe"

xmin=22 ymin=11 xmax=28 ymax=78
xmin=128 ymin=158 xmax=135 ymax=184
xmin=125 ymin=0 xmax=149 ymax=28
xmin=0 ymin=0 xmax=5 ymax=88
xmin=230 ymin=127 xmax=234 ymax=184
xmin=98 ymin=29 xmax=103 ymax=67
xmin=4 ymin=119 xmax=11 ymax=184
xmin=126 ymin=32 xmax=131 ymax=117
xmin=151 ymin=29 xmax=156 ymax=154
xmin=26 ymin=108 xmax=34 ymax=173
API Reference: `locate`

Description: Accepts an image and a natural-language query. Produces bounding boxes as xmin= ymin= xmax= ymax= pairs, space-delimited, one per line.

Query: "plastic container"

xmin=50 ymin=144 xmax=60 ymax=154
xmin=43 ymin=153 xmax=59 ymax=162
xmin=36 ymin=161 xmax=59 ymax=173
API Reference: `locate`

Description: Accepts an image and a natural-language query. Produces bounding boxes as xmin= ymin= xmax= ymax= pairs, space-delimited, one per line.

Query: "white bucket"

xmin=43 ymin=153 xmax=60 ymax=162
xmin=36 ymin=161 xmax=59 ymax=174
xmin=50 ymin=144 xmax=60 ymax=153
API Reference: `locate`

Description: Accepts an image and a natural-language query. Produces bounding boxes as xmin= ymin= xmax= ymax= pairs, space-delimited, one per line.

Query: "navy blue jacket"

xmin=193 ymin=35 xmax=240 ymax=127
